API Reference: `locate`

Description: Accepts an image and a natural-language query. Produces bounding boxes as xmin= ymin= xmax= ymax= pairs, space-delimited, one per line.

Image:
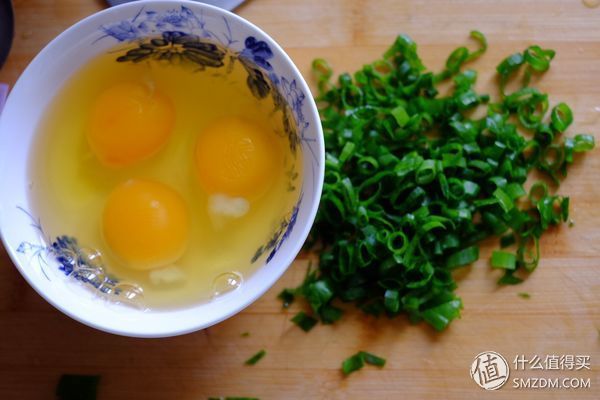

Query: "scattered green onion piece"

xmin=245 ymin=350 xmax=266 ymax=366
xmin=524 ymin=45 xmax=555 ymax=72
xmin=500 ymin=233 xmax=516 ymax=248
xmin=518 ymin=236 xmax=540 ymax=272
xmin=550 ymin=103 xmax=573 ymax=133
xmin=498 ymin=271 xmax=524 ymax=285
xmin=342 ymin=351 xmax=387 ymax=376
xmin=517 ymin=93 xmax=548 ymax=130
xmin=496 ymin=52 xmax=524 ymax=95
xmin=291 ymin=311 xmax=318 ymax=332
xmin=446 ymin=246 xmax=479 ymax=268
xmin=312 ymin=58 xmax=333 ymax=93
xmin=305 ymin=280 xmax=334 ymax=313
xmin=339 ymin=142 xmax=356 ymax=164
xmin=421 ymin=298 xmax=463 ymax=331
xmin=391 ymin=105 xmax=410 ymax=127
xmin=540 ymin=144 xmax=565 ymax=171
xmin=342 ymin=353 xmax=365 ymax=376
xmin=504 ymin=183 xmax=526 ymax=199
xmin=493 ymin=188 xmax=514 ymax=213
xmin=362 ymin=351 xmax=387 ymax=367
xmin=466 ymin=30 xmax=488 ymax=61
xmin=491 ymin=250 xmax=517 ymax=270
xmin=573 ymin=134 xmax=595 ymax=152
xmin=384 ymin=289 xmax=400 ymax=313
xmin=415 ymin=159 xmax=437 ymax=185
xmin=278 ymin=288 xmax=295 ymax=308
xmin=320 ymin=304 xmax=343 ymax=323
xmin=528 ymin=182 xmax=548 ymax=205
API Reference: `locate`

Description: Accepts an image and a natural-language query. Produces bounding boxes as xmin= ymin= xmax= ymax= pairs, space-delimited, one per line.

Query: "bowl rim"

xmin=0 ymin=0 xmax=324 ymax=337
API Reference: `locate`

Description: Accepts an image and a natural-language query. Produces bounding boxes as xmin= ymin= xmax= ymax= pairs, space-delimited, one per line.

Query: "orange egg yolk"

xmin=102 ymin=179 xmax=189 ymax=271
xmin=194 ymin=117 xmax=279 ymax=199
xmin=87 ymin=82 xmax=175 ymax=167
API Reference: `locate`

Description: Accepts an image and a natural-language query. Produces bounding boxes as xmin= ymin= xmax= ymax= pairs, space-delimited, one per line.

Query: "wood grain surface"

xmin=1 ymin=0 xmax=599 ymax=399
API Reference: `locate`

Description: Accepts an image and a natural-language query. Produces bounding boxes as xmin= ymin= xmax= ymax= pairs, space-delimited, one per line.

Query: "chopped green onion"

xmin=500 ymin=233 xmax=516 ymax=248
xmin=312 ymin=58 xmax=333 ymax=93
xmin=291 ymin=311 xmax=318 ymax=332
xmin=342 ymin=351 xmax=387 ymax=376
xmin=524 ymin=45 xmax=555 ymax=72
xmin=528 ymin=182 xmax=548 ymax=205
xmin=550 ymin=103 xmax=573 ymax=133
xmin=362 ymin=351 xmax=387 ymax=367
xmin=391 ymin=105 xmax=410 ymax=127
xmin=493 ymin=188 xmax=514 ymax=213
xmin=466 ymin=30 xmax=488 ymax=61
xmin=491 ymin=250 xmax=517 ymax=270
xmin=519 ymin=236 xmax=540 ymax=271
xmin=244 ymin=350 xmax=266 ymax=366
xmin=342 ymin=353 xmax=365 ymax=376
xmin=496 ymin=52 xmax=524 ymax=94
xmin=422 ymin=298 xmax=463 ymax=331
xmin=384 ymin=289 xmax=400 ymax=313
xmin=284 ymin=31 xmax=595 ymax=335
xmin=573 ymin=134 xmax=595 ymax=152
xmin=320 ymin=304 xmax=343 ymax=323
xmin=56 ymin=375 xmax=100 ymax=400
xmin=498 ymin=271 xmax=524 ymax=285
xmin=278 ymin=288 xmax=295 ymax=308
xmin=446 ymin=246 xmax=479 ymax=269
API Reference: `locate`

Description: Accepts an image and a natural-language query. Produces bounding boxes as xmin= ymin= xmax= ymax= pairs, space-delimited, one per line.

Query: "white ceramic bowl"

xmin=0 ymin=0 xmax=324 ymax=337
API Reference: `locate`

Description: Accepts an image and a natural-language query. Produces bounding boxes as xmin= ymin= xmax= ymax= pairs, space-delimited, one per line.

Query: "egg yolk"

xmin=194 ymin=117 xmax=279 ymax=198
xmin=102 ymin=179 xmax=189 ymax=271
xmin=87 ymin=82 xmax=175 ymax=167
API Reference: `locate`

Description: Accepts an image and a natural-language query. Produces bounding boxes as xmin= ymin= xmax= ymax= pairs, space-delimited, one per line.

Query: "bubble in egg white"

xmin=212 ymin=271 xmax=243 ymax=298
xmin=79 ymin=247 xmax=104 ymax=269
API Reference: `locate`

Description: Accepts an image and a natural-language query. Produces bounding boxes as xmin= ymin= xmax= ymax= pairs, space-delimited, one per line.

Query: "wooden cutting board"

xmin=0 ymin=1 xmax=598 ymax=399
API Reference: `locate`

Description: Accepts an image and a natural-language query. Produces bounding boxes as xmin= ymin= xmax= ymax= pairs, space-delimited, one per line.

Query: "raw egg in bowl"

xmin=0 ymin=0 xmax=324 ymax=337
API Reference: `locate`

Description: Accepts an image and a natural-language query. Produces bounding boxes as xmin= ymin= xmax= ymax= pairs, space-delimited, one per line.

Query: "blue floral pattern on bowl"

xmin=16 ymin=207 xmax=143 ymax=304
xmin=99 ymin=5 xmax=316 ymax=157
xmin=251 ymin=195 xmax=302 ymax=264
